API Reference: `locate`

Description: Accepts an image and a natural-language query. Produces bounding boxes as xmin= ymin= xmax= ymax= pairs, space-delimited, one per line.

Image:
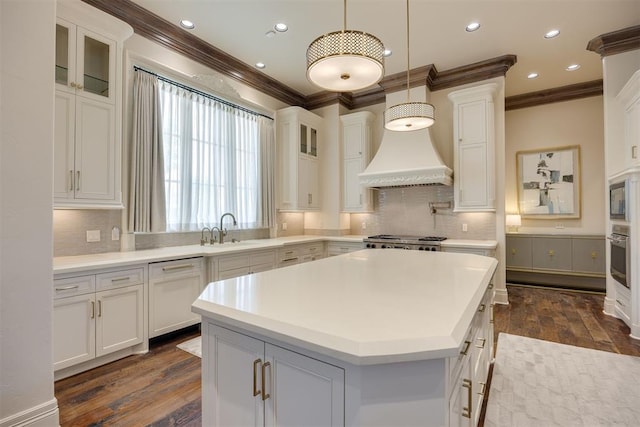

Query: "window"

xmin=158 ymin=80 xmax=270 ymax=232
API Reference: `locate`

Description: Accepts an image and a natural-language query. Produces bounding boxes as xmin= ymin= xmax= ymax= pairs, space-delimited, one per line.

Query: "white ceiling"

xmin=131 ymin=0 xmax=640 ymax=97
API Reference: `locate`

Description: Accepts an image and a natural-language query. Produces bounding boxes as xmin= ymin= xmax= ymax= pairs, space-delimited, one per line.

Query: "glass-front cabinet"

xmin=56 ymin=18 xmax=116 ymax=104
xmin=299 ymin=124 xmax=318 ymax=157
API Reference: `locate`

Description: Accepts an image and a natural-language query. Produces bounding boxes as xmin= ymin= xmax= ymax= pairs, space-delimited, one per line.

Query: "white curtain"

xmin=258 ymin=116 xmax=275 ymax=232
xmin=159 ymin=80 xmax=271 ymax=231
xmin=128 ymin=70 xmax=166 ymax=233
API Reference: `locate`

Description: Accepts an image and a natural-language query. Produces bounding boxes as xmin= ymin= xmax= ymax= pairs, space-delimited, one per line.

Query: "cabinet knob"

xmin=591 ymin=251 xmax=598 ymax=259
xmin=548 ymin=250 xmax=555 ymax=256
xmin=511 ymin=248 xmax=517 ymax=255
xmin=69 ymin=82 xmax=77 ymax=88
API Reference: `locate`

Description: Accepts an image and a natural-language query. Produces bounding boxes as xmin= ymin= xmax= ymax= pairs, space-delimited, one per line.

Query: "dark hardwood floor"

xmin=55 ymin=284 xmax=640 ymax=426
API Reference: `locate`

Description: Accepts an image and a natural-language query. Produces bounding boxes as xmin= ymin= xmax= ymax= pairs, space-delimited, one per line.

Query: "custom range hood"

xmin=359 ymin=86 xmax=452 ymax=188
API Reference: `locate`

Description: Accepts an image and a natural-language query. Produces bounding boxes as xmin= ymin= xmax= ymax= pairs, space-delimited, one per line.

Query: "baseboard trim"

xmin=0 ymin=398 xmax=59 ymax=427
xmin=493 ymin=287 xmax=509 ymax=305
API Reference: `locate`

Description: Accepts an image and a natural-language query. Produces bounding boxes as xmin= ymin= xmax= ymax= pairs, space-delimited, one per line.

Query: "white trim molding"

xmin=0 ymin=399 xmax=59 ymax=427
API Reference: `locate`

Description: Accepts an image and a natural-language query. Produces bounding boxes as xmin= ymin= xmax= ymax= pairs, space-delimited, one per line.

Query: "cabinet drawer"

xmin=532 ymin=237 xmax=572 ymax=271
xmin=279 ymin=247 xmax=300 ymax=262
xmin=571 ymin=238 xmax=605 ymax=275
xmin=54 ymin=275 xmax=95 ymax=299
xmin=302 ymin=243 xmax=324 ymax=255
xmin=218 ymin=254 xmax=251 ymax=272
xmin=250 ymin=251 xmax=275 ymax=266
xmin=327 ymin=241 xmax=363 ymax=256
xmin=96 ymin=267 xmax=144 ymax=290
xmin=150 ymin=258 xmax=203 ymax=278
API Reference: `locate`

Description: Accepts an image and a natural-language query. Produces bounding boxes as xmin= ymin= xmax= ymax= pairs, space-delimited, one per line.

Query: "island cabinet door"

xmin=206 ymin=324 xmax=265 ymax=427
xmin=264 ymin=344 xmax=344 ymax=427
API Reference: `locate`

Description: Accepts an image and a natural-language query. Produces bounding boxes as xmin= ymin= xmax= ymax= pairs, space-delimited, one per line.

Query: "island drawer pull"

xmin=476 ymin=337 xmax=486 ymax=349
xmin=478 ymin=382 xmax=487 ymax=396
xmin=490 ymin=304 xmax=494 ymax=324
xmin=55 ymin=285 xmax=79 ymax=291
xmin=90 ymin=301 xmax=95 ymax=319
xmin=282 ymin=258 xmax=297 ymax=263
xmin=162 ymin=263 xmax=194 ymax=272
xmin=478 ymin=304 xmax=486 ymax=313
xmin=460 ymin=340 xmax=471 ymax=356
xmin=97 ymin=300 xmax=102 ymax=317
xmin=253 ymin=359 xmax=261 ymax=397
xmin=462 ymin=379 xmax=472 ymax=418
xmin=111 ymin=276 xmax=131 ymax=283
xmin=261 ymin=361 xmax=271 ymax=401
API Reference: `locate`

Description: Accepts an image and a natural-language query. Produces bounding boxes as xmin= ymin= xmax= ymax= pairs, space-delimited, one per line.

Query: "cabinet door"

xmin=458 ymin=100 xmax=487 ymax=145
xmin=149 ymin=260 xmax=204 ymax=338
xmin=54 ymin=293 xmax=96 ymax=370
xmin=76 ymin=27 xmax=116 ymax=104
xmin=219 ymin=266 xmax=252 ymax=280
xmin=505 ymin=236 xmax=532 ymax=269
xmin=298 ymin=156 xmax=319 ymax=209
xmin=344 ymin=157 xmax=364 ymax=210
xmin=571 ymin=238 xmax=605 ymax=275
xmin=55 ymin=19 xmax=77 ymax=94
xmin=265 ymin=343 xmax=344 ymax=427
xmin=448 ymin=355 xmax=472 ymax=427
xmin=96 ymin=285 xmax=143 ymax=357
xmin=532 ymin=237 xmax=572 ymax=271
xmin=457 ymin=143 xmax=488 ymax=209
xmin=205 ymin=325 xmax=265 ymax=427
xmin=74 ymin=97 xmax=116 ymax=201
xmin=54 ymin=91 xmax=76 ymax=200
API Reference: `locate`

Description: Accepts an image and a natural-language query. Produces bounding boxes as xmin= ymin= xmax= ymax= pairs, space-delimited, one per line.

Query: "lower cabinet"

xmin=53 ymin=267 xmax=144 ymax=371
xmin=277 ymin=242 xmax=326 ymax=267
xmin=327 ymin=240 xmax=364 ymax=256
xmin=448 ymin=288 xmax=493 ymax=427
xmin=204 ymin=323 xmax=344 ymax=427
xmin=149 ymin=258 xmax=205 ymax=338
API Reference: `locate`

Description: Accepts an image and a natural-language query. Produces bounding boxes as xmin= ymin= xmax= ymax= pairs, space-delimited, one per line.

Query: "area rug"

xmin=177 ymin=336 xmax=202 ymax=358
xmin=485 ymin=333 xmax=640 ymax=427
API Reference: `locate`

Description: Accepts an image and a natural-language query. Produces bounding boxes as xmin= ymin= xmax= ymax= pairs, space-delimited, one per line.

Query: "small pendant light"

xmin=384 ymin=0 xmax=435 ymax=131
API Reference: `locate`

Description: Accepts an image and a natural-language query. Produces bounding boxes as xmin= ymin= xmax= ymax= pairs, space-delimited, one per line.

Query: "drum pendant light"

xmin=385 ymin=0 xmax=435 ymax=131
xmin=306 ymin=0 xmax=385 ymax=92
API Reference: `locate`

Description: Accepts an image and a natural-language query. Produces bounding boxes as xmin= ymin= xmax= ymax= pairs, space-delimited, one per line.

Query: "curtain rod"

xmin=134 ymin=66 xmax=273 ymax=121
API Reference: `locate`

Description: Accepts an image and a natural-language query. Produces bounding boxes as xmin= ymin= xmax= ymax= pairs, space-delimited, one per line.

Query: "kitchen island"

xmin=193 ymin=249 xmax=498 ymax=426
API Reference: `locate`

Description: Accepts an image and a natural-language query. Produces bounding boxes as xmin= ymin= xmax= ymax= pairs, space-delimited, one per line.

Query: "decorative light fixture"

xmin=506 ymin=214 xmax=522 ymax=233
xmin=384 ymin=0 xmax=435 ymax=131
xmin=306 ymin=0 xmax=385 ymax=92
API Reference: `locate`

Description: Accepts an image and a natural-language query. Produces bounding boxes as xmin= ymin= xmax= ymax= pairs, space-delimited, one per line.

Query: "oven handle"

xmin=607 ymin=235 xmax=627 ymax=246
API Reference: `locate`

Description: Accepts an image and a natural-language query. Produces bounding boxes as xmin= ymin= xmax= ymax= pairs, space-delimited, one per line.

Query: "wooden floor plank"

xmin=56 ymin=286 xmax=640 ymax=426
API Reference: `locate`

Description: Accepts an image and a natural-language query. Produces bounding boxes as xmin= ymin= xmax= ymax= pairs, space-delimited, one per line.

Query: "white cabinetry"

xmin=341 ymin=111 xmax=374 ymax=212
xmin=53 ymin=267 xmax=144 ymax=373
xmin=448 ymin=84 xmax=497 ymax=212
xmin=276 ymin=106 xmax=322 ymax=211
xmin=617 ymin=70 xmax=640 ymax=170
xmin=277 ymin=242 xmax=325 ymax=267
xmin=149 ymin=258 xmax=205 ymax=338
xmin=327 ymin=240 xmax=364 ymax=256
xmin=215 ymin=250 xmax=276 ymax=280
xmin=203 ymin=323 xmax=344 ymax=427
xmin=54 ymin=2 xmax=132 ymax=208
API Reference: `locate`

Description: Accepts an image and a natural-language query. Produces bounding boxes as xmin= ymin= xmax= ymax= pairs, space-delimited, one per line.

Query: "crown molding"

xmin=505 ymin=80 xmax=603 ymax=111
xmin=587 ymin=25 xmax=640 ymax=57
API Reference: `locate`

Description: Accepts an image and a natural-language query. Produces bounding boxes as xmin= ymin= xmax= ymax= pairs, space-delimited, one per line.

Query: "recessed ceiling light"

xmin=466 ymin=22 xmax=481 ymax=32
xmin=527 ymin=72 xmax=539 ymax=79
xmin=180 ymin=19 xmax=195 ymax=30
xmin=383 ymin=49 xmax=392 ymax=57
xmin=255 ymin=62 xmax=266 ymax=69
xmin=274 ymin=23 xmax=288 ymax=32
xmin=544 ymin=29 xmax=560 ymax=39
xmin=566 ymin=64 xmax=581 ymax=71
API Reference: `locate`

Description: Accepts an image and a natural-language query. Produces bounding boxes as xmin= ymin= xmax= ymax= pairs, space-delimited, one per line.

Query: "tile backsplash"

xmin=54 ymin=210 xmax=122 ymax=257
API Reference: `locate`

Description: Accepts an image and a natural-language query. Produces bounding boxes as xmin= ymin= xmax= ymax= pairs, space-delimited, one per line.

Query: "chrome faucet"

xmin=200 ymin=227 xmax=211 ymax=246
xmin=218 ymin=212 xmax=237 ymax=244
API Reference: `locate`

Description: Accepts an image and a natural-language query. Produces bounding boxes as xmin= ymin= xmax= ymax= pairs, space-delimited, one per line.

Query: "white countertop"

xmin=53 ymin=235 xmax=496 ymax=274
xmin=192 ymin=249 xmax=498 ymax=365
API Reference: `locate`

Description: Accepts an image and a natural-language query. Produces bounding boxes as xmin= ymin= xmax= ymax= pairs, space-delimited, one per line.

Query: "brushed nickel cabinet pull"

xmin=76 ymin=171 xmax=80 ymax=191
xmin=462 ymin=379 xmax=472 ymax=418
xmin=162 ymin=263 xmax=194 ymax=272
xmin=476 ymin=337 xmax=486 ymax=349
xmin=282 ymin=258 xmax=297 ymax=263
xmin=253 ymin=359 xmax=261 ymax=397
xmin=548 ymin=249 xmax=555 ymax=256
xmin=460 ymin=340 xmax=472 ymax=356
xmin=591 ymin=251 xmax=598 ymax=259
xmin=111 ymin=276 xmax=131 ymax=283
xmin=261 ymin=361 xmax=271 ymax=401
xmin=90 ymin=301 xmax=95 ymax=319
xmin=97 ymin=300 xmax=102 ymax=317
xmin=490 ymin=304 xmax=495 ymax=324
xmin=69 ymin=170 xmax=74 ymax=191
xmin=55 ymin=285 xmax=79 ymax=291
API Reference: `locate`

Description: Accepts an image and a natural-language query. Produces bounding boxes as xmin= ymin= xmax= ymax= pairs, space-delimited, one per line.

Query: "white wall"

xmin=505 ymin=96 xmax=606 ymax=235
xmin=0 ymin=1 xmax=59 ymax=425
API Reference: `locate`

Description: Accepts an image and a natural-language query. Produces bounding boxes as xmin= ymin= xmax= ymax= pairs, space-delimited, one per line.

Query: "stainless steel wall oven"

xmin=608 ymin=225 xmax=630 ymax=288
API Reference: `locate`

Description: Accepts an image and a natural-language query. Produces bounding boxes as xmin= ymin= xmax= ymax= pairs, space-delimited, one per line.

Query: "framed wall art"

xmin=516 ymin=145 xmax=581 ymax=219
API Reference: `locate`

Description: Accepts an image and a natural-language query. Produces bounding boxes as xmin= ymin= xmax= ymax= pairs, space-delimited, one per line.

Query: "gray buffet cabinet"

xmin=505 ymin=234 xmax=605 ymax=291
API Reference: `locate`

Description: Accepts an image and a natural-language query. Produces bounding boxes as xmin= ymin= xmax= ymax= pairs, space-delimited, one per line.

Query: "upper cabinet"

xmin=54 ymin=1 xmax=132 ymax=209
xmin=276 ymin=106 xmax=323 ymax=211
xmin=448 ymin=83 xmax=498 ymax=212
xmin=616 ymin=70 xmax=640 ymax=172
xmin=341 ymin=111 xmax=374 ymax=212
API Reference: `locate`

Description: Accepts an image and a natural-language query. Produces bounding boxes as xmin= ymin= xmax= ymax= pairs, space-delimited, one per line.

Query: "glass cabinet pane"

xmin=83 ymin=35 xmax=110 ymax=98
xmin=300 ymin=124 xmax=308 ymax=154
xmin=310 ymin=128 xmax=317 ymax=157
xmin=55 ymin=24 xmax=69 ymax=86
